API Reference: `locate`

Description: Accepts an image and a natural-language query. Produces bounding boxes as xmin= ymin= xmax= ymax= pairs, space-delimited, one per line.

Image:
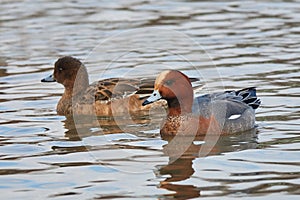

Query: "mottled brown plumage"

xmin=41 ymin=56 xmax=165 ymax=116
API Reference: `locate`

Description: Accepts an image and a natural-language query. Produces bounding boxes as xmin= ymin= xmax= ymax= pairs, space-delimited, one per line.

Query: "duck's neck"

xmin=167 ymin=96 xmax=193 ymax=116
xmin=58 ymin=67 xmax=89 ymax=115
xmin=67 ymin=79 xmax=89 ymax=97
xmin=70 ymin=66 xmax=89 ymax=97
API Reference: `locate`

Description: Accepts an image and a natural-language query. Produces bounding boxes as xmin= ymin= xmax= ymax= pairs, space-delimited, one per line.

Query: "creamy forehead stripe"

xmin=155 ymin=70 xmax=171 ymax=86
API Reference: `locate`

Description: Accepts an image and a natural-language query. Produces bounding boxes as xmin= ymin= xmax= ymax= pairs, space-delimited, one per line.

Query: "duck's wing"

xmin=79 ymin=78 xmax=141 ymax=103
xmin=193 ymin=87 xmax=260 ymax=133
xmin=195 ymin=87 xmax=261 ymax=110
xmin=193 ymin=87 xmax=261 ymax=118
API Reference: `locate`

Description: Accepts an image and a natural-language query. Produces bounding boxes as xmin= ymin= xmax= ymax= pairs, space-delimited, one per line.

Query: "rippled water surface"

xmin=1 ymin=0 xmax=300 ymax=199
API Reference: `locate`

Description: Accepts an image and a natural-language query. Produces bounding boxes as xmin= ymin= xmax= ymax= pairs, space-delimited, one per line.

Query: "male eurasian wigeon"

xmin=142 ymin=70 xmax=261 ymax=135
xmin=41 ymin=56 xmax=200 ymax=116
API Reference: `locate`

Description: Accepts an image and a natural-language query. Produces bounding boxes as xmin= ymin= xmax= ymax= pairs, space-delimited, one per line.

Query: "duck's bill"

xmin=142 ymin=90 xmax=162 ymax=106
xmin=41 ymin=74 xmax=56 ymax=82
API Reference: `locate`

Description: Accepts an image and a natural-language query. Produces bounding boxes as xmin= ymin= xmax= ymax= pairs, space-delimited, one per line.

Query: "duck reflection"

xmin=158 ymin=129 xmax=258 ymax=199
xmin=62 ymin=111 xmax=163 ymax=140
xmin=61 ymin=114 xmax=258 ymax=199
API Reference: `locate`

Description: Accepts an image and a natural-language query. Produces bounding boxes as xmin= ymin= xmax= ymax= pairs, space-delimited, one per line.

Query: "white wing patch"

xmin=228 ymin=114 xmax=241 ymax=120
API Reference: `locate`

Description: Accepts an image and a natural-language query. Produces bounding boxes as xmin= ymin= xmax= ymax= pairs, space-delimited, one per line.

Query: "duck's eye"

xmin=58 ymin=67 xmax=63 ymax=71
xmin=165 ymin=80 xmax=174 ymax=86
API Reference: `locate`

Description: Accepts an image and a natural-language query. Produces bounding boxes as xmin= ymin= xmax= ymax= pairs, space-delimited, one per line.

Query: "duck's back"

xmin=73 ymin=77 xmax=200 ymax=116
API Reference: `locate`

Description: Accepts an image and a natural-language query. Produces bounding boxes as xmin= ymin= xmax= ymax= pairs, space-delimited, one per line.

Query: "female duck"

xmin=41 ymin=56 xmax=165 ymax=116
xmin=142 ymin=70 xmax=261 ymax=135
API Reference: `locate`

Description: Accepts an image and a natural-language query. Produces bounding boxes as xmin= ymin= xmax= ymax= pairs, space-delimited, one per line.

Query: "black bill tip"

xmin=142 ymin=100 xmax=151 ymax=106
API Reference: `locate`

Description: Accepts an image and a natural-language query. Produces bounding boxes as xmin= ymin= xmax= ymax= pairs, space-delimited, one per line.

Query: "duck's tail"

xmin=232 ymin=87 xmax=261 ymax=109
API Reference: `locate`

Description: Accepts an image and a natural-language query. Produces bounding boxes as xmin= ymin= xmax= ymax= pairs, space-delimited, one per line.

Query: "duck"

xmin=41 ymin=56 xmax=200 ymax=116
xmin=142 ymin=70 xmax=261 ymax=135
xmin=41 ymin=56 xmax=159 ymax=116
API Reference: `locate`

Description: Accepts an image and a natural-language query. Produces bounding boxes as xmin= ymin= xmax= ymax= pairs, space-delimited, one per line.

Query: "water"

xmin=1 ymin=0 xmax=300 ymax=199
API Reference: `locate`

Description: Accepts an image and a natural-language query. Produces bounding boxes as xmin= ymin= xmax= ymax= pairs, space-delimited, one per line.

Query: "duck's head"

xmin=41 ymin=56 xmax=89 ymax=90
xmin=143 ymin=70 xmax=193 ymax=115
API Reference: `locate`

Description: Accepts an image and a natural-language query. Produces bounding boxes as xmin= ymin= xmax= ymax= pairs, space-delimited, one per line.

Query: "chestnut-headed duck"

xmin=142 ymin=70 xmax=261 ymax=135
xmin=41 ymin=57 xmax=200 ymax=116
